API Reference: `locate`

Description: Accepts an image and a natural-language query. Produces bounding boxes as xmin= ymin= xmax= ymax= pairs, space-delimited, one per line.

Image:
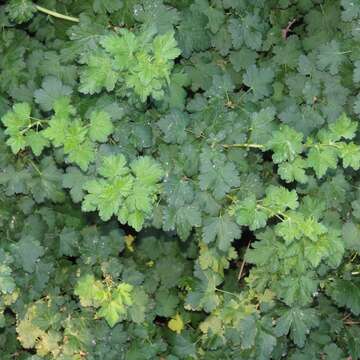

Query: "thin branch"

xmin=282 ymin=18 xmax=296 ymax=40
xmin=35 ymin=5 xmax=79 ymax=23
xmin=238 ymin=241 xmax=252 ymax=280
xmin=222 ymin=143 xmax=264 ymax=149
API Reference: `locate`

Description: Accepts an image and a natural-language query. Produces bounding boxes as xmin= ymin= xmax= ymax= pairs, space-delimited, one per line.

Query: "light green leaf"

xmin=25 ymin=130 xmax=49 ymax=156
xmin=263 ymin=186 xmax=299 ymax=213
xmin=307 ymin=146 xmax=338 ymax=178
xmin=232 ymin=195 xmax=268 ymax=231
xmin=74 ymin=274 xmax=105 ymax=307
xmin=278 ymin=158 xmax=308 ymax=184
xmin=79 ymin=54 xmax=118 ymax=95
xmin=338 ymin=142 xmax=360 ymax=170
xmin=88 ymin=110 xmax=114 ymax=143
xmin=329 ymin=113 xmax=357 ymax=140
xmin=131 ymin=156 xmax=164 ymax=185
xmin=266 ymin=126 xmax=303 ymax=163
xmin=97 ymin=283 xmax=133 ymax=327
xmin=99 ymin=154 xmax=130 ymax=179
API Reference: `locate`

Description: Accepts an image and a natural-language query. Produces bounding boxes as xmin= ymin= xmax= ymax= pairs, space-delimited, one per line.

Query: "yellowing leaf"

xmin=124 ymin=234 xmax=135 ymax=252
xmin=168 ymin=313 xmax=184 ymax=334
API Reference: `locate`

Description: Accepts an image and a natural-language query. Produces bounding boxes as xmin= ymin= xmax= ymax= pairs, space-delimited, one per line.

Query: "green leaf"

xmin=28 ymin=157 xmax=65 ymax=203
xmin=230 ymin=48 xmax=258 ymax=72
xmin=342 ymin=221 xmax=360 ymax=251
xmin=266 ymin=126 xmax=303 ymax=163
xmin=66 ymin=140 xmax=95 ymax=171
xmin=11 ymin=236 xmax=45 ymax=273
xmin=62 ymin=166 xmax=88 ymax=203
xmin=341 ymin=0 xmax=360 ymax=20
xmin=275 ymin=307 xmax=319 ymax=347
xmin=202 ymin=215 xmax=241 ymax=251
xmin=263 ymin=186 xmax=299 ymax=213
xmin=278 ymin=274 xmax=318 ymax=306
xmin=338 ymin=142 xmax=360 ymax=170
xmin=157 ymin=110 xmax=190 ymax=144
xmin=128 ymin=287 xmax=148 ymax=323
xmin=5 ymin=0 xmax=36 ymax=23
xmin=307 ymin=146 xmax=338 ymax=178
xmin=101 ymin=30 xmax=138 ymax=70
xmin=88 ymin=110 xmax=114 ymax=143
xmin=0 ymin=264 xmax=16 ymax=294
xmin=324 ymin=344 xmax=345 ymax=360
xmin=199 ymin=151 xmax=240 ymax=200
xmin=34 ymin=76 xmax=72 ymax=112
xmin=97 ymin=283 xmax=133 ymax=327
xmin=232 ymin=195 xmax=268 ymax=231
xmin=42 ymin=97 xmax=75 ymax=147
xmin=243 ymin=65 xmax=274 ymax=101
xmin=248 ymin=107 xmax=276 ymax=144
xmin=317 ymin=40 xmax=345 ymax=75
xmin=329 ymin=113 xmax=357 ymax=140
xmin=163 ymin=204 xmax=202 ymax=240
xmin=62 ymin=119 xmax=87 ymax=153
xmin=278 ymin=158 xmax=308 ymax=184
xmin=99 ymin=154 xmax=130 ymax=179
xmin=327 ymin=279 xmax=360 ymax=316
xmin=255 ymin=323 xmax=277 ymax=360
xmin=79 ymin=54 xmax=118 ymax=95
xmin=185 ymin=272 xmax=221 ymax=312
xmin=74 ymin=274 xmax=105 ymax=307
xmin=1 ymin=102 xmax=31 ymax=153
xmin=275 ymin=216 xmax=303 ymax=245
xmin=25 ymin=130 xmax=49 ymax=156
xmin=228 ymin=15 xmax=263 ymax=50
xmin=6 ymin=134 xmax=27 ymax=154
xmin=155 ymin=289 xmax=179 ymax=317
xmin=82 ymin=176 xmax=134 ymax=221
xmin=131 ymin=156 xmax=164 ymax=185
xmin=152 ymin=31 xmax=181 ymax=62
xmin=58 ymin=227 xmax=80 ymax=257
xmin=93 ymin=0 xmax=122 ymax=13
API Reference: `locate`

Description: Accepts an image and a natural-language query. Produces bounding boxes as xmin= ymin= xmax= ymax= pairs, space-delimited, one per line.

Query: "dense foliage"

xmin=1 ymin=0 xmax=360 ymax=358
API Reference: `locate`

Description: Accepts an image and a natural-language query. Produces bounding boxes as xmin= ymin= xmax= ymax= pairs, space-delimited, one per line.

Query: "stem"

xmin=19 ymin=121 xmax=43 ymax=135
xmin=256 ymin=204 xmax=288 ymax=221
xmin=215 ymin=288 xmax=240 ymax=298
xmin=35 ymin=5 xmax=79 ymax=23
xmin=222 ymin=143 xmax=264 ymax=149
xmin=29 ymin=159 xmax=42 ymax=176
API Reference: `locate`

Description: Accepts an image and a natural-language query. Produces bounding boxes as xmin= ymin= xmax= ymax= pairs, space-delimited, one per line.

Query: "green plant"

xmin=1 ymin=0 xmax=360 ymax=359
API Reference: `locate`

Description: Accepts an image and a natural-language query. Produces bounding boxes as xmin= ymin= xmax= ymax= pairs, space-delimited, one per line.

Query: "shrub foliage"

xmin=1 ymin=0 xmax=360 ymax=359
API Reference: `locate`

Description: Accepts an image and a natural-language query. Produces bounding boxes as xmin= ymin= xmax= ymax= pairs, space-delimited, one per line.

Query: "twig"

xmin=238 ymin=241 xmax=251 ymax=280
xmin=282 ymin=18 xmax=296 ymax=40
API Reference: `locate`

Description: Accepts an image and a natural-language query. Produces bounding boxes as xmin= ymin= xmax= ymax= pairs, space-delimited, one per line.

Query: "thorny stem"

xmin=35 ymin=5 xmax=79 ymax=23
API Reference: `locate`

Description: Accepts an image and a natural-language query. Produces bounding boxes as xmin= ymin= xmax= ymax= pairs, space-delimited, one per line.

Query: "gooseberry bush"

xmin=1 ymin=0 xmax=360 ymax=359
